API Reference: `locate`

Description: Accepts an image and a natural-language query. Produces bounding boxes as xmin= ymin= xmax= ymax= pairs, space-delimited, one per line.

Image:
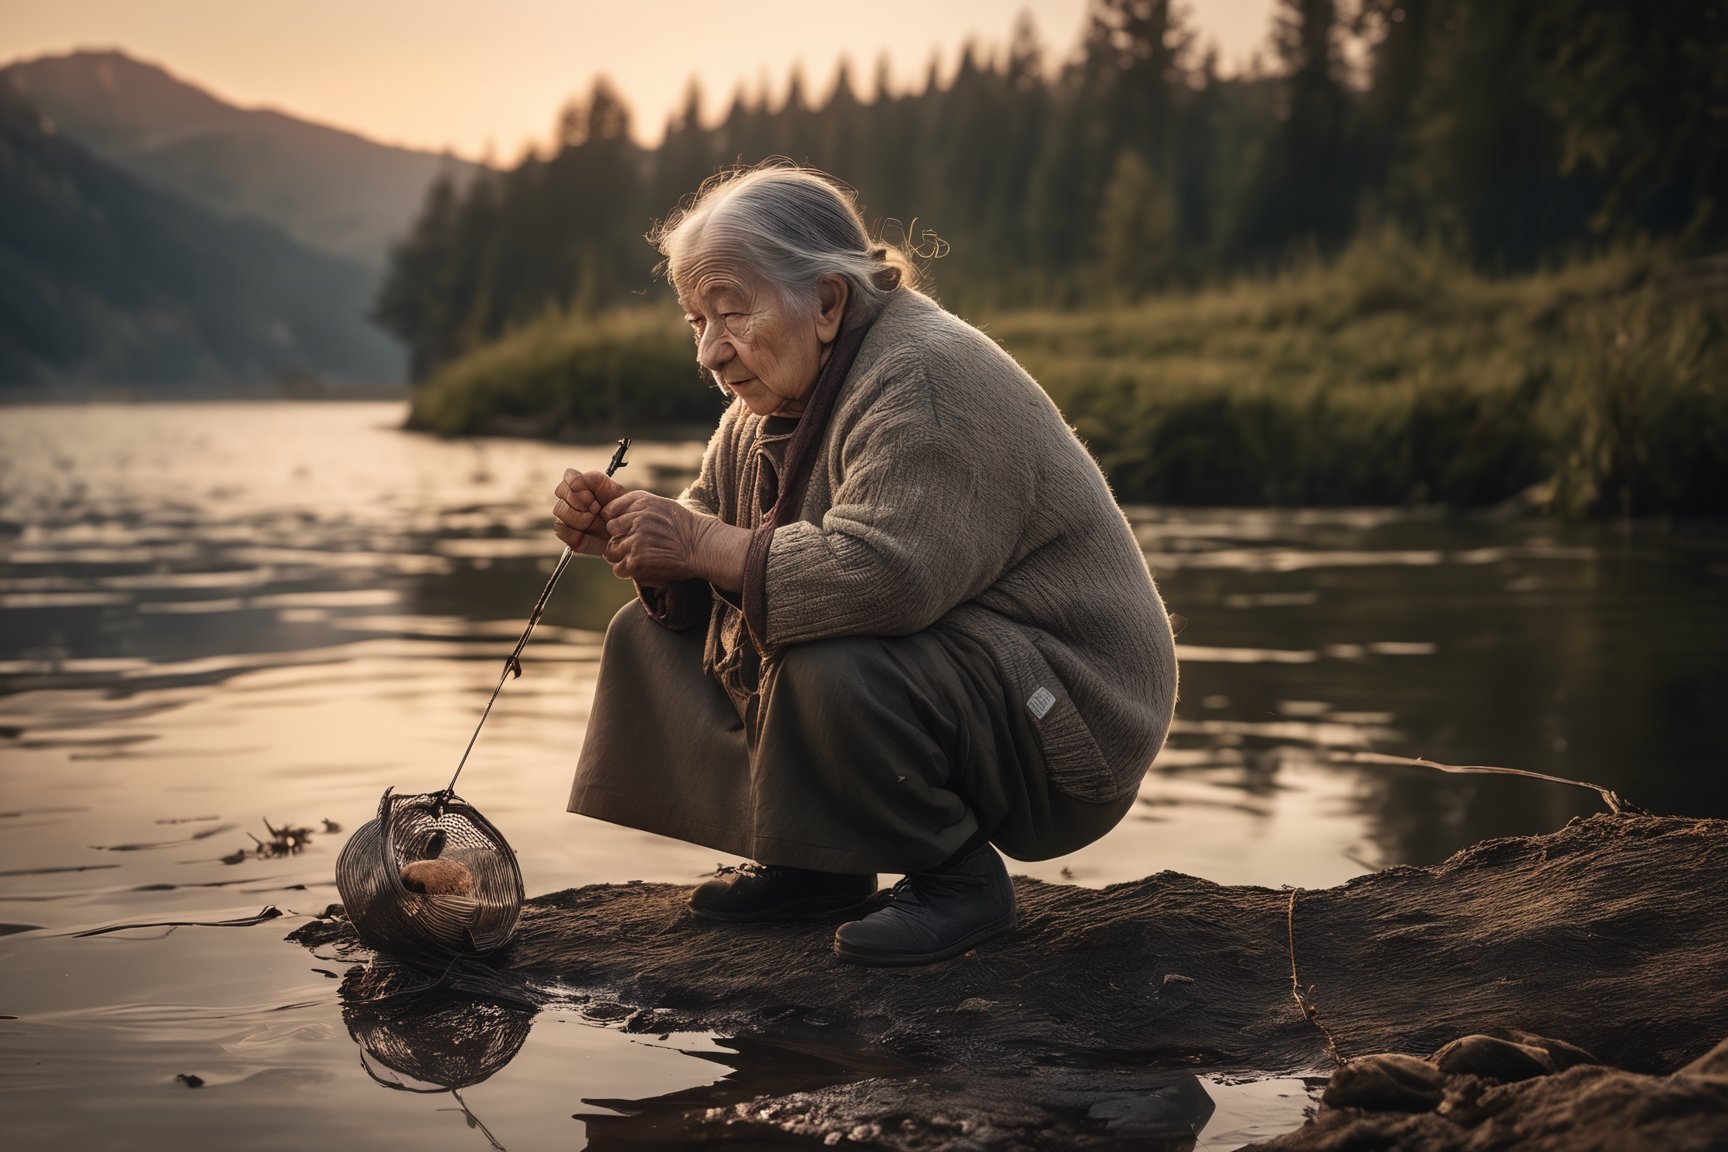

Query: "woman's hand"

xmin=602 ymin=490 xmax=750 ymax=591
xmin=552 ymin=469 xmax=629 ymax=556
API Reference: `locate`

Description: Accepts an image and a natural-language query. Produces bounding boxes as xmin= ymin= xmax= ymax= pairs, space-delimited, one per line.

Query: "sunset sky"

xmin=0 ymin=0 xmax=1278 ymax=161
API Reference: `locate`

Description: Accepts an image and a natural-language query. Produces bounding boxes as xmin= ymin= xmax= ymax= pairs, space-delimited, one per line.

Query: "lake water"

xmin=2 ymin=401 xmax=1725 ymax=1149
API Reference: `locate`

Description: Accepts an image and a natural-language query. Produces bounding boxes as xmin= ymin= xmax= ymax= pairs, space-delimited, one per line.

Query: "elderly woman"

xmin=552 ymin=165 xmax=1177 ymax=967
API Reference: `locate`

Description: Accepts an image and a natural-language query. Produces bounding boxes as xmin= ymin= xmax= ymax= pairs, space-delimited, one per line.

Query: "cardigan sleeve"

xmin=746 ymin=374 xmax=1033 ymax=646
xmin=634 ymin=404 xmax=736 ymax=630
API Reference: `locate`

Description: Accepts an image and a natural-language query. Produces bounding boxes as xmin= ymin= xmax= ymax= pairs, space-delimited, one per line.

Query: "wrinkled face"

xmin=678 ymin=250 xmax=831 ymax=418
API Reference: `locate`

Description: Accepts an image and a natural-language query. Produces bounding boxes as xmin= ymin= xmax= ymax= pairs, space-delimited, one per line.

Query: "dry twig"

xmin=1287 ymin=887 xmax=1351 ymax=1068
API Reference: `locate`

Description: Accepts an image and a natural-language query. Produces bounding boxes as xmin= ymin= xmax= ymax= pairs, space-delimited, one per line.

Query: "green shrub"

xmin=1544 ymin=292 xmax=1728 ymax=518
xmin=408 ymin=308 xmax=717 ymax=438
xmin=996 ymin=242 xmax=1721 ymax=516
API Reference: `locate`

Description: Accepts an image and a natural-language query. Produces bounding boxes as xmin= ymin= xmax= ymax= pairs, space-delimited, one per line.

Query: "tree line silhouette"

xmin=376 ymin=0 xmax=1725 ymax=383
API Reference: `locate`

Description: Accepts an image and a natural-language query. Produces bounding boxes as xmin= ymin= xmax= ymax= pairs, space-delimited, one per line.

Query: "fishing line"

xmin=440 ymin=437 xmax=630 ymax=799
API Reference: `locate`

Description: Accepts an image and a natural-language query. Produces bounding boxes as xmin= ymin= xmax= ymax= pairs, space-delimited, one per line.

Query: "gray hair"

xmin=650 ymin=163 xmax=918 ymax=318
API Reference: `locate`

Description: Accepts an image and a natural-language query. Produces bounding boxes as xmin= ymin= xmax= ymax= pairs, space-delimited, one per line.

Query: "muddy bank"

xmin=293 ymin=814 xmax=1728 ymax=1148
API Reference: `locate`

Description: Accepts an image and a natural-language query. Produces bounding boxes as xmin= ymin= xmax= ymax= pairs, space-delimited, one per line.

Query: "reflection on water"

xmin=2 ymin=402 xmax=1725 ymax=1148
xmin=344 ymin=988 xmax=535 ymax=1150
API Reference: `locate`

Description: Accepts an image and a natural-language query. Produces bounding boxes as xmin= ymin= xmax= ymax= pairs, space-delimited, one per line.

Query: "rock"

xmin=1433 ymin=1034 xmax=1555 ymax=1082
xmin=1321 ymin=1053 xmax=1445 ymax=1112
xmin=291 ymin=814 xmax=1728 ymax=1150
xmin=1498 ymin=1028 xmax=1599 ymax=1072
xmin=1247 ymin=1058 xmax=1728 ymax=1151
xmin=399 ymin=857 xmax=473 ymax=896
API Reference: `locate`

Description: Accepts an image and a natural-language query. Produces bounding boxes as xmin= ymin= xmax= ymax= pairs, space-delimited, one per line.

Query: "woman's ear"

xmin=814 ymin=274 xmax=849 ymax=343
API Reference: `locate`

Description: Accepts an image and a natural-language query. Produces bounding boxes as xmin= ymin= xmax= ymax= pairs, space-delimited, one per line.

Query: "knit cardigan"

xmin=654 ymin=286 xmax=1178 ymax=804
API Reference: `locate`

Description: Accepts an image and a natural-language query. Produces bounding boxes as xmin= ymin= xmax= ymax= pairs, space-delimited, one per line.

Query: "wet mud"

xmin=293 ymin=813 xmax=1728 ymax=1149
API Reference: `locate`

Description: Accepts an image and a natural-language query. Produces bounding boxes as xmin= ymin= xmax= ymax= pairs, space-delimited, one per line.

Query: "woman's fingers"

xmin=602 ymin=490 xmax=656 ymax=520
xmin=552 ymin=468 xmax=627 ymax=556
xmin=553 ymin=481 xmax=602 ymax=520
xmin=565 ymin=468 xmax=629 ymax=509
xmin=552 ymin=497 xmax=606 ymax=556
xmin=597 ymin=496 xmax=698 ymax=584
xmin=548 ymin=467 xmax=663 ymax=577
xmin=557 ymin=521 xmax=609 ymax=557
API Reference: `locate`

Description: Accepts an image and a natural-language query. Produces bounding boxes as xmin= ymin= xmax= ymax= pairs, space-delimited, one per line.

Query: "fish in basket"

xmin=336 ymin=788 xmax=524 ymax=956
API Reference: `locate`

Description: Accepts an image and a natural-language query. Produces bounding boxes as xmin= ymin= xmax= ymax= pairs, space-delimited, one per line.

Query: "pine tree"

xmin=1097 ymin=147 xmax=1179 ymax=297
xmin=373 ymin=172 xmax=463 ymax=380
xmin=655 ymin=78 xmax=716 ymax=218
xmin=1534 ymin=0 xmax=1728 ymax=246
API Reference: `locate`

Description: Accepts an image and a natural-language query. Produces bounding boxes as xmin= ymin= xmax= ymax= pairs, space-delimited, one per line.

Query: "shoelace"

xmin=890 ymin=865 xmax=996 ymax=907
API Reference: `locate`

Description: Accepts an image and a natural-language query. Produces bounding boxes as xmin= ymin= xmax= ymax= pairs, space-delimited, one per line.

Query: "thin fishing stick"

xmin=442 ymin=438 xmax=630 ymax=797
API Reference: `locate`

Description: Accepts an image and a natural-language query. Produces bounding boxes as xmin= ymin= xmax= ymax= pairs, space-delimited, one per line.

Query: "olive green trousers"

xmin=567 ymin=603 xmax=1134 ymax=874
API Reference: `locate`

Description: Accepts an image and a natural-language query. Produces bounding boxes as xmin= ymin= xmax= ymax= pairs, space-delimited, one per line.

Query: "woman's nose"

xmin=696 ymin=325 xmax=735 ymax=372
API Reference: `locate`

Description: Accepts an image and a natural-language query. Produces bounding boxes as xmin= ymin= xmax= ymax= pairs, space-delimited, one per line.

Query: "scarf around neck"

xmin=740 ymin=287 xmax=891 ymax=640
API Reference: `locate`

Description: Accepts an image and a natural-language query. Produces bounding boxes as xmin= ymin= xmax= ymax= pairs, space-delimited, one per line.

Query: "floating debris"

xmin=252 ymin=818 xmax=314 ymax=855
xmin=212 ymin=818 xmax=340 ymax=863
xmin=226 ymin=817 xmax=338 ymax=863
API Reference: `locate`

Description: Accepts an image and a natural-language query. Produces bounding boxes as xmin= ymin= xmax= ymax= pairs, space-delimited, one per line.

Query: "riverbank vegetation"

xmin=1006 ymin=238 xmax=1727 ymax=518
xmin=391 ymin=0 xmax=1724 ymax=518
xmin=409 ymin=236 xmax=1726 ymax=518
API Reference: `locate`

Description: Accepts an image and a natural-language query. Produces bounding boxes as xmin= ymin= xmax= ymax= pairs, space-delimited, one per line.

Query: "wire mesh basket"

xmin=336 ymin=788 xmax=524 ymax=956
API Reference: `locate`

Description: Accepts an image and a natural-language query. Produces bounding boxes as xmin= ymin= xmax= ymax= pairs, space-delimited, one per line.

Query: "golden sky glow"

xmin=0 ymin=0 xmax=1277 ymax=162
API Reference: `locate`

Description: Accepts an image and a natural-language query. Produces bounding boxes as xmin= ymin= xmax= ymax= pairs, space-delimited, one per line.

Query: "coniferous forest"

xmin=378 ymin=0 xmax=1728 ymax=517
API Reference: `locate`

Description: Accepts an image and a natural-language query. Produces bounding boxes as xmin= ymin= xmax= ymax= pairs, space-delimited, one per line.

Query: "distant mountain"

xmin=2 ymin=49 xmax=484 ymax=269
xmin=0 ymin=79 xmax=404 ymax=391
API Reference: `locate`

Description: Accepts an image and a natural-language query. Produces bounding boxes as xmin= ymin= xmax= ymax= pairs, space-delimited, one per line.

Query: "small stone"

xmin=400 ymin=857 xmax=473 ymax=896
xmin=1501 ymin=1029 xmax=1599 ymax=1071
xmin=1321 ymin=1053 xmax=1445 ymax=1113
xmin=1433 ymin=1034 xmax=1556 ymax=1082
xmin=175 ymin=1073 xmax=204 ymax=1088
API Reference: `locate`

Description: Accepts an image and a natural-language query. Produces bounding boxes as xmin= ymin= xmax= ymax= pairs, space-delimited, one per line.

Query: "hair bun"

xmin=871 ymin=265 xmax=903 ymax=291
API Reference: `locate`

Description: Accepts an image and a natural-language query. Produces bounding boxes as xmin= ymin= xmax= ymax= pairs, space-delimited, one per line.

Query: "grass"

xmin=409 ymin=232 xmax=1728 ymax=518
xmin=407 ymin=307 xmax=723 ymax=440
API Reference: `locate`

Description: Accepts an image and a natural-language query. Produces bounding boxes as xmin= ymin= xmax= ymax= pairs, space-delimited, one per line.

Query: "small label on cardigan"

xmin=1026 ymin=687 xmax=1056 ymax=720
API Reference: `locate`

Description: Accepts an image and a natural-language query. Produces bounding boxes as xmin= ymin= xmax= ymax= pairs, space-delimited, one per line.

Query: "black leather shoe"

xmin=832 ymin=844 xmax=1016 ymax=966
xmin=688 ymin=862 xmax=878 ymax=922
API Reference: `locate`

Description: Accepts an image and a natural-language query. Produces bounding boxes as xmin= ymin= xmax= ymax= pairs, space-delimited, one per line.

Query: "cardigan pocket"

xmin=1025 ymin=632 xmax=1129 ymax=805
xmin=964 ymin=614 xmax=1127 ymax=805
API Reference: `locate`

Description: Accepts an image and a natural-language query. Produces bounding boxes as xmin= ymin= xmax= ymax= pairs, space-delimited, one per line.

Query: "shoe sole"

xmin=688 ymin=892 xmax=878 ymax=924
xmin=831 ymin=912 xmax=1017 ymax=967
